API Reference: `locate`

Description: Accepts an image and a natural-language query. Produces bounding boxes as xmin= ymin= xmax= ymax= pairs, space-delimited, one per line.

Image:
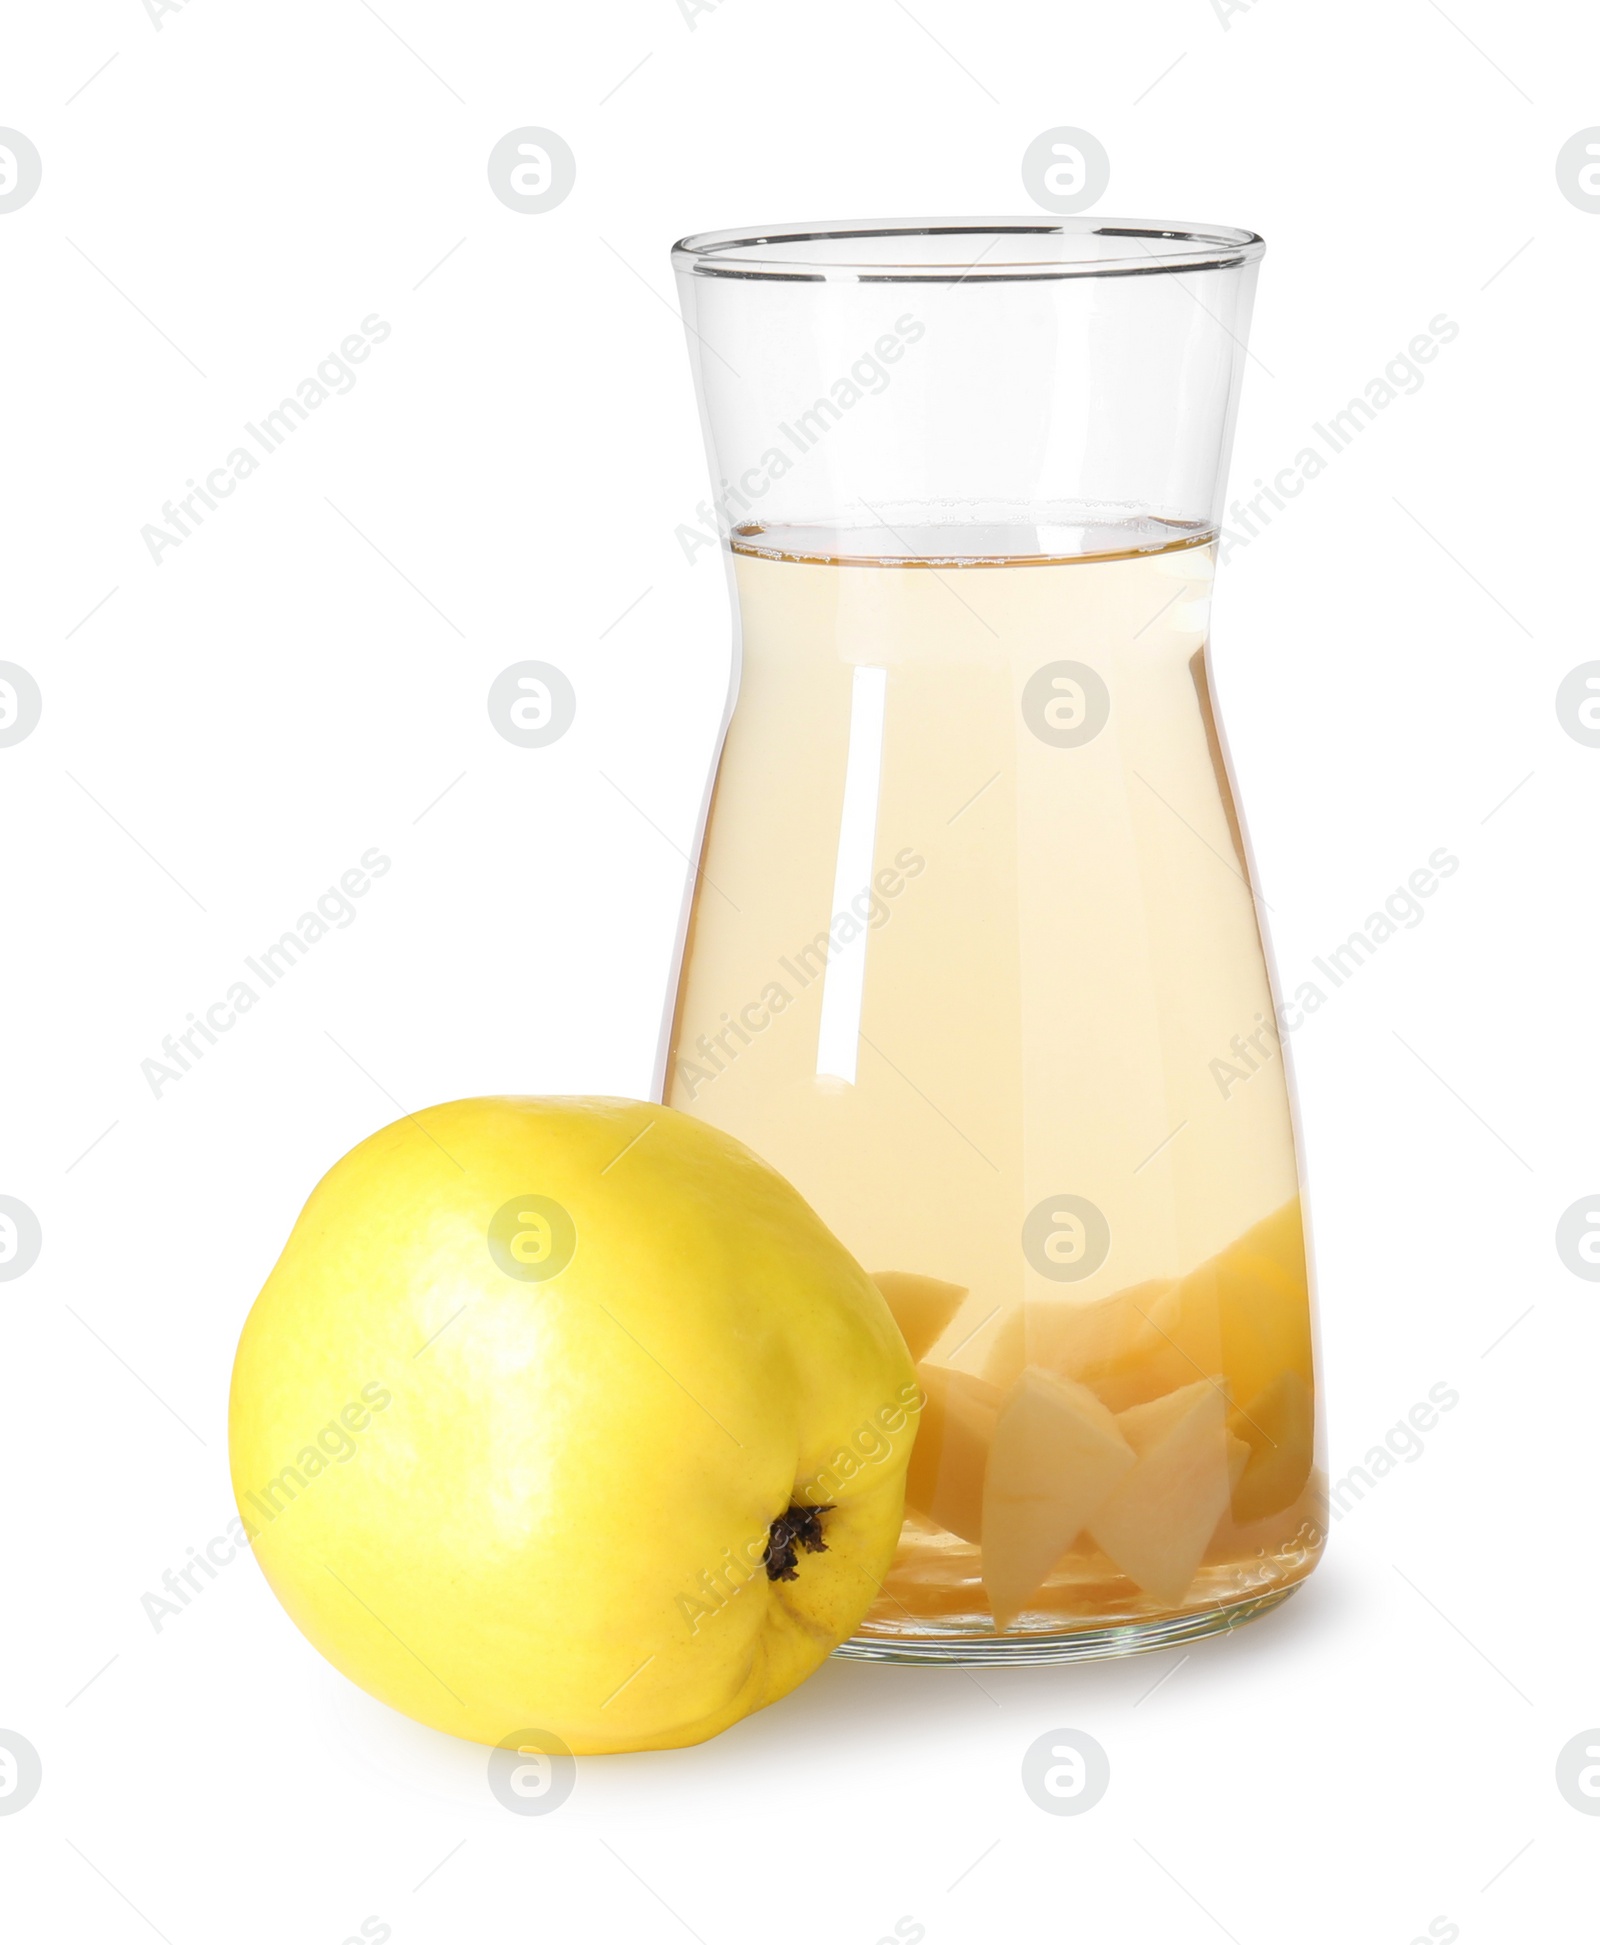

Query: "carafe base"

xmin=835 ymin=1583 xmax=1301 ymax=1665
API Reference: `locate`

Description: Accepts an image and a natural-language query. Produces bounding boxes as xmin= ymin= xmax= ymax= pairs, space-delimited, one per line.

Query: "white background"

xmin=2 ymin=1 xmax=1596 ymax=1940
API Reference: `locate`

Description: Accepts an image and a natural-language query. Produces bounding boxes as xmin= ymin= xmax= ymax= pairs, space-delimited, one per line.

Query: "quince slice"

xmin=1142 ymin=1198 xmax=1312 ymax=1410
xmin=1229 ymin=1370 xmax=1315 ymax=1523
xmin=870 ymin=1270 xmax=970 ymax=1364
xmin=904 ymin=1365 xmax=1002 ymax=1544
xmin=952 ymin=1280 xmax=1173 ymax=1398
xmin=981 ymin=1370 xmax=1136 ymax=1627
xmin=946 ymin=1200 xmax=1311 ymax=1418
xmin=1088 ymin=1379 xmax=1232 ymax=1604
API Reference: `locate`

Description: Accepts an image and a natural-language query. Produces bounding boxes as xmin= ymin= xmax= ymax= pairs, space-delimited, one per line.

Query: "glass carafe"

xmin=660 ymin=219 xmax=1323 ymax=1660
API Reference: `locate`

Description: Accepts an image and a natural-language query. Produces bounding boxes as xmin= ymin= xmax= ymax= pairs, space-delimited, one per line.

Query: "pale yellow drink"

xmin=667 ymin=523 xmax=1322 ymax=1643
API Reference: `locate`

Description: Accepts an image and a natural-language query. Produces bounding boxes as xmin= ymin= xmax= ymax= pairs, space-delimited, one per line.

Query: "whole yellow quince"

xmin=228 ymin=1097 xmax=917 ymax=1754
